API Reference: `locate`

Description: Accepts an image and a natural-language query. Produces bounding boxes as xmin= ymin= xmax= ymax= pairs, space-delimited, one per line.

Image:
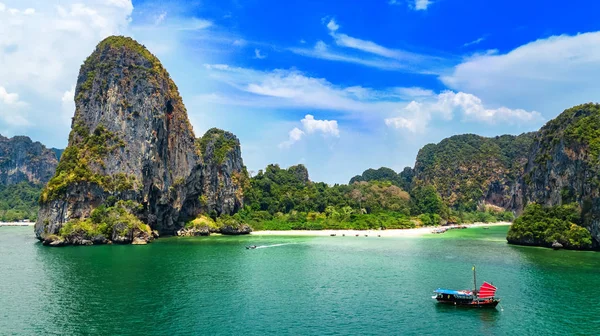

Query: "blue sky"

xmin=2 ymin=0 xmax=600 ymax=183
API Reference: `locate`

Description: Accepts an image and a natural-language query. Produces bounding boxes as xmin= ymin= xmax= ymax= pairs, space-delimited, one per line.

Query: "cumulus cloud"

xmin=0 ymin=0 xmax=133 ymax=126
xmin=279 ymin=127 xmax=305 ymax=148
xmin=202 ymin=64 xmax=540 ymax=138
xmin=279 ymin=115 xmax=339 ymax=148
xmin=385 ymin=91 xmax=542 ymax=133
xmin=442 ymin=31 xmax=600 ymax=115
xmin=326 ymin=19 xmax=339 ymax=32
xmin=0 ymin=86 xmax=29 ymax=126
xmin=301 ymin=115 xmax=339 ymax=136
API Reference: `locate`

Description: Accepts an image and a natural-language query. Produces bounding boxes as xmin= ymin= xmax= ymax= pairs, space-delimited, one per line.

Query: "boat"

xmin=433 ymin=266 xmax=500 ymax=308
xmin=246 ymin=245 xmax=257 ymax=249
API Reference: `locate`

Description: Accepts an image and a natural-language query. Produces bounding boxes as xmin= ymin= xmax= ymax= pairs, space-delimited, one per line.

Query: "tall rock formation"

xmin=412 ymin=133 xmax=535 ymax=211
xmin=35 ymin=36 xmax=246 ymax=242
xmin=519 ymin=103 xmax=600 ymax=246
xmin=0 ymin=135 xmax=59 ymax=185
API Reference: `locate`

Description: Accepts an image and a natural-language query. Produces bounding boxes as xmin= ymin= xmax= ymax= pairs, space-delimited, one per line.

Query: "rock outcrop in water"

xmin=35 ymin=36 xmax=247 ymax=245
xmin=510 ymin=103 xmax=600 ymax=248
xmin=0 ymin=135 xmax=59 ymax=185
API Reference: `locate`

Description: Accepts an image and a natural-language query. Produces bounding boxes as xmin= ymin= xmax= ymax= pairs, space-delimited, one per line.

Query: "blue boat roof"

xmin=434 ymin=288 xmax=463 ymax=295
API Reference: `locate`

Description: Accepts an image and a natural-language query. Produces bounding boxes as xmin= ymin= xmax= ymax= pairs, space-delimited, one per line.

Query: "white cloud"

xmin=388 ymin=0 xmax=433 ymax=10
xmin=202 ymin=64 xmax=539 ymax=137
xmin=254 ymin=48 xmax=266 ymax=59
xmin=154 ymin=11 xmax=167 ymax=25
xmin=279 ymin=127 xmax=305 ymax=148
xmin=279 ymin=115 xmax=339 ymax=148
xmin=290 ymin=42 xmax=410 ymax=72
xmin=0 ymin=1 xmax=133 ymax=98
xmin=301 ymin=114 xmax=339 ymax=136
xmin=0 ymin=86 xmax=21 ymax=105
xmin=0 ymin=86 xmax=29 ymax=126
xmin=61 ymin=86 xmax=75 ymax=124
xmin=385 ymin=91 xmax=542 ymax=133
xmin=442 ymin=31 xmax=600 ymax=115
xmin=326 ymin=19 xmax=339 ymax=32
xmin=463 ymin=36 xmax=486 ymax=47
xmin=232 ymin=39 xmax=247 ymax=47
xmin=394 ymin=87 xmax=435 ymax=98
xmin=414 ymin=0 xmax=432 ymax=10
xmin=290 ymin=18 xmax=448 ymax=74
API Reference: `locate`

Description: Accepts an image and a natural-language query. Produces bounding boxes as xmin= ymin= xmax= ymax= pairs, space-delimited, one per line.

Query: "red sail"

xmin=478 ymin=282 xmax=497 ymax=298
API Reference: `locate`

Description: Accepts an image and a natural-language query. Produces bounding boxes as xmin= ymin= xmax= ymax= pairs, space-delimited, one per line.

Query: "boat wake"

xmin=255 ymin=243 xmax=296 ymax=249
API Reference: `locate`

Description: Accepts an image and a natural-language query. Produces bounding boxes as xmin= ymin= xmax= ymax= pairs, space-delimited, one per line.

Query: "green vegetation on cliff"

xmin=507 ymin=203 xmax=592 ymax=249
xmin=40 ymin=124 xmax=132 ymax=203
xmin=198 ymin=128 xmax=239 ymax=164
xmin=349 ymin=166 xmax=414 ymax=191
xmin=58 ymin=201 xmax=150 ymax=241
xmin=414 ymin=133 xmax=535 ymax=211
xmin=0 ymin=182 xmax=42 ymax=221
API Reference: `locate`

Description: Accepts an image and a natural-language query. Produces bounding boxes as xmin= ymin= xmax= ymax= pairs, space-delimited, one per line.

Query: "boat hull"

xmin=436 ymin=298 xmax=499 ymax=308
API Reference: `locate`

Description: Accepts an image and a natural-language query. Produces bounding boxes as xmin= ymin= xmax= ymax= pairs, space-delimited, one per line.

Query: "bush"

xmin=507 ymin=203 xmax=592 ymax=249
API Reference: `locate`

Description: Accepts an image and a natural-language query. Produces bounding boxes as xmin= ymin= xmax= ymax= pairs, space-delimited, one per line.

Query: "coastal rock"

xmin=35 ymin=36 xmax=246 ymax=244
xmin=552 ymin=241 xmax=563 ymax=250
xmin=132 ymin=237 xmax=148 ymax=245
xmin=220 ymin=223 xmax=252 ymax=235
xmin=92 ymin=235 xmax=109 ymax=244
xmin=176 ymin=227 xmax=210 ymax=236
xmin=42 ymin=235 xmax=66 ymax=247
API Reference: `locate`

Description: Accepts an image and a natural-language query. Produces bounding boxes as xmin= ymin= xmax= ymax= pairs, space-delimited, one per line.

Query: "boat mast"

xmin=473 ymin=265 xmax=477 ymax=296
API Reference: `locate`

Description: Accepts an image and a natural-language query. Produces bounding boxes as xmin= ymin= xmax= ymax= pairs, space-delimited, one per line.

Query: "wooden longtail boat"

xmin=432 ymin=266 xmax=500 ymax=308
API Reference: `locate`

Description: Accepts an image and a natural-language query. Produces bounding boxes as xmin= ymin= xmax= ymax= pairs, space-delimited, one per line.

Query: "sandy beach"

xmin=0 ymin=222 xmax=34 ymax=227
xmin=250 ymin=222 xmax=511 ymax=237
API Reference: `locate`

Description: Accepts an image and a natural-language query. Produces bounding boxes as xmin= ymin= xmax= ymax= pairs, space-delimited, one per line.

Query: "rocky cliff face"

xmin=0 ymin=135 xmax=59 ymax=185
xmin=518 ymin=103 xmax=600 ymax=246
xmin=413 ymin=133 xmax=535 ymax=211
xmin=35 ymin=36 xmax=246 ymax=243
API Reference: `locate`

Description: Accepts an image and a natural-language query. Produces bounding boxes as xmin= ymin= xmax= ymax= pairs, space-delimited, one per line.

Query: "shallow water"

xmin=1 ymin=226 xmax=599 ymax=335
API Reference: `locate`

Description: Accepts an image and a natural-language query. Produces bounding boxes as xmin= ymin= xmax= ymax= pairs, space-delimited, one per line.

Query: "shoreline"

xmin=0 ymin=222 xmax=34 ymax=227
xmin=250 ymin=222 xmax=511 ymax=237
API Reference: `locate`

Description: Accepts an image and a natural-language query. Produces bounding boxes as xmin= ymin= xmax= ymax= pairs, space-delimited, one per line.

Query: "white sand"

xmin=0 ymin=222 xmax=34 ymax=226
xmin=250 ymin=222 xmax=511 ymax=237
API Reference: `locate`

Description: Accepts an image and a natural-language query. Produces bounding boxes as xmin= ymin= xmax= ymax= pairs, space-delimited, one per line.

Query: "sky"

xmin=2 ymin=0 xmax=600 ymax=184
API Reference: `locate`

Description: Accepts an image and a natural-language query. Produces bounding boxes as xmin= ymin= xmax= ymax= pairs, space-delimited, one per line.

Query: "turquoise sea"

xmin=1 ymin=226 xmax=599 ymax=335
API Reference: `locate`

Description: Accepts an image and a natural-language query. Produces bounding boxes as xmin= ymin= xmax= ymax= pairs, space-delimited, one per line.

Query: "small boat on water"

xmin=246 ymin=245 xmax=257 ymax=249
xmin=433 ymin=266 xmax=500 ymax=308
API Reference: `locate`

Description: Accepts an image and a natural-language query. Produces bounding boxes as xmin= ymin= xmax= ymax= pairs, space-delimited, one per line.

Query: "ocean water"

xmin=1 ymin=226 xmax=599 ymax=335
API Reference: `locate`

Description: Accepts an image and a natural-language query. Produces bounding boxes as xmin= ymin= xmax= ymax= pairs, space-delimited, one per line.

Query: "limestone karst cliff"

xmin=510 ymin=103 xmax=600 ymax=248
xmin=35 ymin=36 xmax=247 ymax=245
xmin=0 ymin=135 xmax=59 ymax=185
xmin=412 ymin=133 xmax=535 ymax=212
